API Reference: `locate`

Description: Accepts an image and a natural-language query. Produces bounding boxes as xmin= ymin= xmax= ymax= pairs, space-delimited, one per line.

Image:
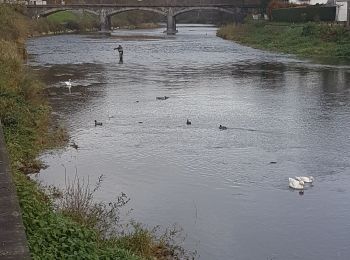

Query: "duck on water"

xmin=94 ymin=120 xmax=102 ymax=126
xmin=156 ymin=96 xmax=169 ymax=100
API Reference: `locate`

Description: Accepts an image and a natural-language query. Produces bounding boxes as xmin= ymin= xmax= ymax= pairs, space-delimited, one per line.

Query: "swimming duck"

xmin=295 ymin=176 xmax=314 ymax=183
xmin=219 ymin=125 xmax=227 ymax=130
xmin=156 ymin=96 xmax=169 ymax=100
xmin=94 ymin=120 xmax=102 ymax=126
xmin=289 ymin=178 xmax=304 ymax=190
xmin=70 ymin=142 xmax=79 ymax=150
xmin=186 ymin=119 xmax=191 ymax=125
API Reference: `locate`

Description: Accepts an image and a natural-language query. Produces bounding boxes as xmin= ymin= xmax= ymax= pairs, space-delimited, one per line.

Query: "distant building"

xmin=290 ymin=0 xmax=348 ymax=21
xmin=333 ymin=0 xmax=348 ymax=22
xmin=28 ymin=0 xmax=47 ymax=5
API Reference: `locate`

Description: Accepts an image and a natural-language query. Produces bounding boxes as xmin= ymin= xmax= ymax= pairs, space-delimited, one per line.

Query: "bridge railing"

xmin=28 ymin=0 xmax=260 ymax=7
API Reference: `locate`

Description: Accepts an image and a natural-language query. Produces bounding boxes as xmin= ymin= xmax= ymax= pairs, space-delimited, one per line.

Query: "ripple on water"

xmin=29 ymin=25 xmax=350 ymax=260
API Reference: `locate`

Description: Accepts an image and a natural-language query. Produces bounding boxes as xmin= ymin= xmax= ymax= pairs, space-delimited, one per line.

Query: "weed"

xmin=51 ymin=173 xmax=196 ymax=259
xmin=217 ymin=21 xmax=350 ymax=60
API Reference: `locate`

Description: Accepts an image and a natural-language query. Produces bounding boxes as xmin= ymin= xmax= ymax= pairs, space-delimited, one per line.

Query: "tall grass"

xmin=15 ymin=172 xmax=140 ymax=260
xmin=217 ymin=20 xmax=350 ymax=59
xmin=35 ymin=11 xmax=99 ymax=34
xmin=0 ymin=4 xmax=28 ymax=42
xmin=52 ymin=173 xmax=196 ymax=259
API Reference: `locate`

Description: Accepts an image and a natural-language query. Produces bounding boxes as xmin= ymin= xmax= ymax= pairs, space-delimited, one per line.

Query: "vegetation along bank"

xmin=0 ymin=4 xmax=193 ymax=259
xmin=217 ymin=20 xmax=350 ymax=61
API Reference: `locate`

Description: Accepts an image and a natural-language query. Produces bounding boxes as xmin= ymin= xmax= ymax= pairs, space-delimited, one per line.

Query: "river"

xmin=27 ymin=25 xmax=350 ymax=260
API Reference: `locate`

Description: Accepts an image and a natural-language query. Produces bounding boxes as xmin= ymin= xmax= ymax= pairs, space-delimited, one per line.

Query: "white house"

xmin=335 ymin=0 xmax=349 ymax=22
xmin=28 ymin=0 xmax=47 ymax=5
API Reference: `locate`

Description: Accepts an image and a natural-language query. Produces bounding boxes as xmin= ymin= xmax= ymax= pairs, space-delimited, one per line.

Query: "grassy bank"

xmin=34 ymin=10 xmax=99 ymax=34
xmin=34 ymin=10 xmax=161 ymax=34
xmin=0 ymin=5 xmax=191 ymax=259
xmin=217 ymin=20 xmax=350 ymax=60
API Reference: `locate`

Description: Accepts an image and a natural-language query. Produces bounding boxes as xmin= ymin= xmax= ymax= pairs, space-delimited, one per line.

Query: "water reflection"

xmin=27 ymin=25 xmax=350 ymax=260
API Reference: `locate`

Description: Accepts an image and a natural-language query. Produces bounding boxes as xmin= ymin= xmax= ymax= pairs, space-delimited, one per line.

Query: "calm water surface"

xmin=27 ymin=25 xmax=350 ymax=260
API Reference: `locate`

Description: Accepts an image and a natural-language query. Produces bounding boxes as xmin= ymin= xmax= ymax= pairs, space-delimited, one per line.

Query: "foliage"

xmin=35 ymin=18 xmax=65 ymax=34
xmin=271 ymin=6 xmax=336 ymax=22
xmin=15 ymin=172 xmax=140 ymax=260
xmin=217 ymin=21 xmax=350 ymax=60
xmin=52 ymin=173 xmax=196 ymax=259
xmin=33 ymin=11 xmax=99 ymax=34
xmin=47 ymin=11 xmax=99 ymax=32
xmin=57 ymin=174 xmax=130 ymax=237
xmin=266 ymin=0 xmax=298 ymax=18
xmin=0 ymin=39 xmax=65 ymax=165
xmin=0 ymin=4 xmax=29 ymax=42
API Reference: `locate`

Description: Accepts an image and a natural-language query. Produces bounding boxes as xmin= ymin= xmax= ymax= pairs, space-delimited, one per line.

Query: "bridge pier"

xmin=165 ymin=8 xmax=177 ymax=35
xmin=99 ymin=9 xmax=111 ymax=34
xmin=234 ymin=7 xmax=241 ymax=24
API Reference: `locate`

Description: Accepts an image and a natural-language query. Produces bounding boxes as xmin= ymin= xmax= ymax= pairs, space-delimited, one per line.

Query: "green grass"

xmin=47 ymin=10 xmax=97 ymax=26
xmin=217 ymin=20 xmax=350 ymax=60
xmin=15 ymin=172 xmax=140 ymax=260
xmin=35 ymin=11 xmax=99 ymax=33
xmin=47 ymin=11 xmax=81 ymax=23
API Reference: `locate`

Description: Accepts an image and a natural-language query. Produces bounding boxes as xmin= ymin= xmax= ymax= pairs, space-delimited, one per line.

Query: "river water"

xmin=27 ymin=25 xmax=350 ymax=260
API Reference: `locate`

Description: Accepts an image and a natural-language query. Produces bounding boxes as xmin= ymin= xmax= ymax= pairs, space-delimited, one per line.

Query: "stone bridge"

xmin=26 ymin=0 xmax=262 ymax=34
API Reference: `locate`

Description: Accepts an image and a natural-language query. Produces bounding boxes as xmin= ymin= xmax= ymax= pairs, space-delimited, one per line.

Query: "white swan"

xmin=289 ymin=178 xmax=304 ymax=190
xmin=295 ymin=176 xmax=314 ymax=183
xmin=64 ymin=79 xmax=72 ymax=93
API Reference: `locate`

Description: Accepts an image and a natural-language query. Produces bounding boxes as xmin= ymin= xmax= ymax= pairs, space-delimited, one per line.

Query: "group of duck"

xmin=289 ymin=176 xmax=314 ymax=193
xmin=186 ymin=119 xmax=228 ymax=130
xmin=78 ymin=88 xmax=316 ymax=194
xmin=157 ymin=96 xmax=229 ymax=130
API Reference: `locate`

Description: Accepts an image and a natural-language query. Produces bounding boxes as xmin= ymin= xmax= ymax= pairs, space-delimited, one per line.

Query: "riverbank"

xmin=35 ymin=10 xmax=161 ymax=35
xmin=0 ymin=5 xmax=190 ymax=259
xmin=217 ymin=21 xmax=350 ymax=61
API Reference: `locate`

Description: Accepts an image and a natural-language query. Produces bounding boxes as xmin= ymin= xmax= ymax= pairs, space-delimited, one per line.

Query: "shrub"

xmin=53 ymin=173 xmax=196 ymax=259
xmin=272 ymin=6 xmax=336 ymax=22
xmin=0 ymin=4 xmax=29 ymax=42
xmin=319 ymin=25 xmax=350 ymax=43
xmin=301 ymin=22 xmax=320 ymax=36
xmin=65 ymin=20 xmax=80 ymax=31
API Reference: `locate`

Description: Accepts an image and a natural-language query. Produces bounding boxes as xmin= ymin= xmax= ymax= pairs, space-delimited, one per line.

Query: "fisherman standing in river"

xmin=114 ymin=45 xmax=123 ymax=63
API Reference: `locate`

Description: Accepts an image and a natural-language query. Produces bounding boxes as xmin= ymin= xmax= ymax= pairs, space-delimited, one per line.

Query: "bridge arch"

xmin=39 ymin=8 xmax=99 ymax=18
xmin=174 ymin=7 xmax=236 ymax=17
xmin=108 ymin=7 xmax=167 ymax=18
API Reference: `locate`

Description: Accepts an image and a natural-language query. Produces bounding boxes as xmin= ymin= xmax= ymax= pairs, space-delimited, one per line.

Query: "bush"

xmin=53 ymin=173 xmax=196 ymax=259
xmin=272 ymin=6 xmax=336 ymax=22
xmin=301 ymin=22 xmax=320 ymax=36
xmin=65 ymin=20 xmax=80 ymax=31
xmin=319 ymin=25 xmax=350 ymax=43
xmin=15 ymin=173 xmax=140 ymax=260
xmin=0 ymin=4 xmax=29 ymax=42
xmin=217 ymin=22 xmax=350 ymax=59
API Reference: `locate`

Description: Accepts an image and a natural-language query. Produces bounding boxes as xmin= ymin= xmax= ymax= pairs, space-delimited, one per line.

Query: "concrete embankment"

xmin=0 ymin=123 xmax=31 ymax=259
